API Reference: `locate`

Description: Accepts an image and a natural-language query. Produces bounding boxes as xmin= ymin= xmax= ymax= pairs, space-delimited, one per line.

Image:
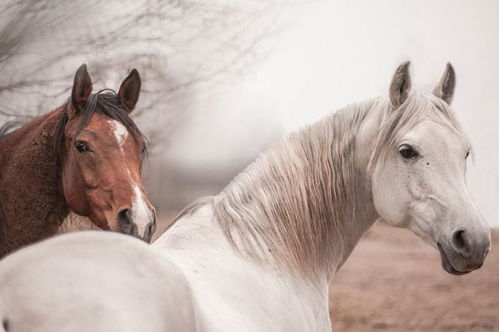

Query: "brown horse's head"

xmin=57 ymin=64 xmax=156 ymax=242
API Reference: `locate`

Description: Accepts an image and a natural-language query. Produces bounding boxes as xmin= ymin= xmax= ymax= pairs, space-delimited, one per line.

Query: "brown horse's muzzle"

xmin=117 ymin=208 xmax=157 ymax=243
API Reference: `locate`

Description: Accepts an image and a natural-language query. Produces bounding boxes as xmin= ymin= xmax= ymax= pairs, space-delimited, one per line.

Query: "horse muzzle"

xmin=117 ymin=208 xmax=157 ymax=243
xmin=437 ymin=227 xmax=491 ymax=275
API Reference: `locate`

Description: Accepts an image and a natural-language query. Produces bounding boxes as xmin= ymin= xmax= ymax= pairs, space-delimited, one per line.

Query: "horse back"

xmin=0 ymin=232 xmax=200 ymax=332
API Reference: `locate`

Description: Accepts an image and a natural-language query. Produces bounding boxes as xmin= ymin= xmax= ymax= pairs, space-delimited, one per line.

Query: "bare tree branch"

xmin=0 ymin=0 xmax=304 ymax=147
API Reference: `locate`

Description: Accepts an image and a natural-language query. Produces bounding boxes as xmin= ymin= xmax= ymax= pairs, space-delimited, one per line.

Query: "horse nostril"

xmin=118 ymin=208 xmax=132 ymax=225
xmin=143 ymin=219 xmax=157 ymax=243
xmin=451 ymin=229 xmax=471 ymax=257
xmin=117 ymin=208 xmax=133 ymax=234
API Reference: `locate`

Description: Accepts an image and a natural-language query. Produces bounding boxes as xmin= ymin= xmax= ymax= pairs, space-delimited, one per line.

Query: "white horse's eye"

xmin=465 ymin=150 xmax=470 ymax=159
xmin=399 ymin=145 xmax=418 ymax=159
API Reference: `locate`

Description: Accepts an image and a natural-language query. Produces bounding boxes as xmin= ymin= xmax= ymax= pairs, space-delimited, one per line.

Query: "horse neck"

xmin=0 ymin=107 xmax=69 ymax=233
xmin=213 ymin=101 xmax=383 ymax=280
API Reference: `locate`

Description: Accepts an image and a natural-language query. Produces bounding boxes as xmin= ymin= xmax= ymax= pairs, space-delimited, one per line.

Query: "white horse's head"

xmin=370 ymin=62 xmax=491 ymax=275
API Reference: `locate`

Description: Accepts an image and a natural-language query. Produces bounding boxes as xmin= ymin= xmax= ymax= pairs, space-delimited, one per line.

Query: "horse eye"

xmin=465 ymin=150 xmax=470 ymax=159
xmin=75 ymin=140 xmax=89 ymax=153
xmin=399 ymin=145 xmax=418 ymax=159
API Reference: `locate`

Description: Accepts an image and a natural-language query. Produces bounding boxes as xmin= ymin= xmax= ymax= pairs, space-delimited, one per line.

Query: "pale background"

xmin=162 ymin=0 xmax=499 ymax=226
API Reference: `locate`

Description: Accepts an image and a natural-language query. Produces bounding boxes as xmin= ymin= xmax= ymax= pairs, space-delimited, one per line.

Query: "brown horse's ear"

xmin=70 ymin=64 xmax=92 ymax=116
xmin=433 ymin=63 xmax=456 ymax=105
xmin=389 ymin=61 xmax=412 ymax=108
xmin=118 ymin=69 xmax=141 ymax=113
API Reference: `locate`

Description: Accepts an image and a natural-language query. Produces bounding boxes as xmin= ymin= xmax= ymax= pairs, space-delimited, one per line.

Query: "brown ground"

xmin=330 ymin=224 xmax=499 ymax=331
xmin=157 ymin=216 xmax=498 ymax=331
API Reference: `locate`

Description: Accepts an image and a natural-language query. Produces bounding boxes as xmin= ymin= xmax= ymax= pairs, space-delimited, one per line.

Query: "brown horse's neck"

xmin=0 ymin=107 xmax=69 ymax=257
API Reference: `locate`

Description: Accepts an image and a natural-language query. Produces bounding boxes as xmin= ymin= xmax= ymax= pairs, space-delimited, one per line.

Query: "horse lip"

xmin=437 ymin=243 xmax=470 ymax=276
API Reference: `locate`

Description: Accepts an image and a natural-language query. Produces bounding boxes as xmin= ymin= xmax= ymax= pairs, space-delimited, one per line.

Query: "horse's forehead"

xmin=108 ymin=119 xmax=129 ymax=147
xmin=84 ymin=114 xmax=129 ymax=145
xmin=405 ymin=119 xmax=467 ymax=151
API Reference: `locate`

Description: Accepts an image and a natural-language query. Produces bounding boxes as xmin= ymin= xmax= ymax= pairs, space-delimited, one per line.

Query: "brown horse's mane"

xmin=55 ymin=90 xmax=148 ymax=174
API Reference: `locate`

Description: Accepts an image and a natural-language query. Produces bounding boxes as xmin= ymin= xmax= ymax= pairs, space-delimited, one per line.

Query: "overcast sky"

xmin=168 ymin=0 xmax=499 ymax=226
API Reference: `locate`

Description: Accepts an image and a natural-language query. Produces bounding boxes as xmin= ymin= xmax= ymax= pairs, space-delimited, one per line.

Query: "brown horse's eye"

xmin=75 ymin=140 xmax=89 ymax=153
xmin=399 ymin=145 xmax=418 ymax=159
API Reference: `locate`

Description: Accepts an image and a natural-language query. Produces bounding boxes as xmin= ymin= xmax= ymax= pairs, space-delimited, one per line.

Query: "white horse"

xmin=0 ymin=62 xmax=490 ymax=331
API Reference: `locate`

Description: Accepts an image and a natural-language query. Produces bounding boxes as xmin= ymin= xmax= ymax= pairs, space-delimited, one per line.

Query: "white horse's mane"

xmin=185 ymin=90 xmax=463 ymax=277
xmin=213 ymin=99 xmax=373 ymax=276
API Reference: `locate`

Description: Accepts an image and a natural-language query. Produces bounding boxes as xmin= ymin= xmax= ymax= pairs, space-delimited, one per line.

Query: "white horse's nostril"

xmin=451 ymin=229 xmax=471 ymax=258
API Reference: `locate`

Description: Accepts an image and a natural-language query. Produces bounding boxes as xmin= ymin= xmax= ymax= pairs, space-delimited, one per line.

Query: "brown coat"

xmin=0 ymin=109 xmax=68 ymax=257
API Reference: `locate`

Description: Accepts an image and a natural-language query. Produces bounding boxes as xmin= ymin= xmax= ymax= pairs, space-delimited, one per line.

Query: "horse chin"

xmin=437 ymin=243 xmax=470 ymax=276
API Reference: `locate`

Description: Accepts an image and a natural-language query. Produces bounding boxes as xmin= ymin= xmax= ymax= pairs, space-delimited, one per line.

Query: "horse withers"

xmin=0 ymin=62 xmax=491 ymax=331
xmin=0 ymin=65 xmax=156 ymax=257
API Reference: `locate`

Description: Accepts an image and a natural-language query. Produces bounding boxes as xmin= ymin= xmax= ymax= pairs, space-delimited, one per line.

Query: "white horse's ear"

xmin=389 ymin=61 xmax=412 ymax=108
xmin=433 ymin=63 xmax=456 ymax=105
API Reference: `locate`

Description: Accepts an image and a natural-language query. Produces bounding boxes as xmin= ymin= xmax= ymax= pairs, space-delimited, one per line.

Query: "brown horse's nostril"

xmin=451 ymin=229 xmax=471 ymax=258
xmin=117 ymin=208 xmax=136 ymax=235
xmin=143 ymin=216 xmax=157 ymax=243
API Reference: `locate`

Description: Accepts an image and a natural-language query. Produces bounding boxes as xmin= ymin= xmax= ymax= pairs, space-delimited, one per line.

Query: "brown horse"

xmin=0 ymin=64 xmax=156 ymax=258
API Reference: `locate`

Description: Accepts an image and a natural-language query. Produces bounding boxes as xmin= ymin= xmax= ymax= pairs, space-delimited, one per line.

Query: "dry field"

xmin=157 ymin=216 xmax=498 ymax=331
xmin=330 ymin=224 xmax=499 ymax=331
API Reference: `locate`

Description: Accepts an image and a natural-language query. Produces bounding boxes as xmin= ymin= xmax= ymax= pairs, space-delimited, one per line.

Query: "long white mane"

xmin=214 ymin=100 xmax=373 ymax=276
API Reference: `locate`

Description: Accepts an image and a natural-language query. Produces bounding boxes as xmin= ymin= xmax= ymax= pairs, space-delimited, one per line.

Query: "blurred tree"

xmin=0 ymin=0 xmax=302 ymax=144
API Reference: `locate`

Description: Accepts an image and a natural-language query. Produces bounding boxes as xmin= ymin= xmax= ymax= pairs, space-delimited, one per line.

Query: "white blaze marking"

xmin=131 ymin=183 xmax=152 ymax=236
xmin=109 ymin=120 xmax=151 ymax=236
xmin=109 ymin=120 xmax=128 ymax=148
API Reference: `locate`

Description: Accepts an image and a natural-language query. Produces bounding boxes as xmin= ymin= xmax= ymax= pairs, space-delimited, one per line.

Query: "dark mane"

xmin=55 ymin=90 xmax=147 ymax=174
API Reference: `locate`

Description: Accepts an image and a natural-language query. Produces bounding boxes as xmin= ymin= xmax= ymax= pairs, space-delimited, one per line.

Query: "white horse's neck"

xmin=151 ymin=100 xmax=389 ymax=330
xmin=208 ymin=99 xmax=387 ymax=280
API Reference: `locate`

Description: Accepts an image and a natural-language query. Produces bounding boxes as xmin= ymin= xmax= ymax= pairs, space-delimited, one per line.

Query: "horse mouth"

xmin=437 ymin=243 xmax=470 ymax=276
